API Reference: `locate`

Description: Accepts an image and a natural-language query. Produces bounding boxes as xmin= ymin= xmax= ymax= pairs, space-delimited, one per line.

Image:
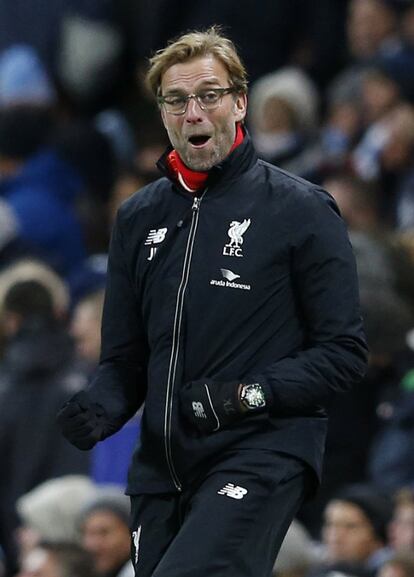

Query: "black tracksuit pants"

xmin=129 ymin=450 xmax=311 ymax=577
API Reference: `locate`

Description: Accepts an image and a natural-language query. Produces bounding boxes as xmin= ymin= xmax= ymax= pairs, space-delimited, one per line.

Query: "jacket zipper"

xmin=164 ymin=193 xmax=204 ymax=491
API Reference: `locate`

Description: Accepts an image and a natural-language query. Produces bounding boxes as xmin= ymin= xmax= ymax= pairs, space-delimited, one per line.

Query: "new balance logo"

xmin=192 ymin=401 xmax=207 ymax=419
xmin=145 ymin=227 xmax=168 ymax=261
xmin=145 ymin=228 xmax=168 ymax=245
xmin=217 ymin=483 xmax=248 ymax=499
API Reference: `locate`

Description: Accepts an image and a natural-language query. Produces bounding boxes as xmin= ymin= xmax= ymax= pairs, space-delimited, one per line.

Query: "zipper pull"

xmin=192 ymin=197 xmax=201 ymax=212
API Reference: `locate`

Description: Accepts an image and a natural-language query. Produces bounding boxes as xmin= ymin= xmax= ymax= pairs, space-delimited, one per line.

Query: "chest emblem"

xmin=223 ymin=219 xmax=251 ymax=257
xmin=145 ymin=227 xmax=168 ymax=261
xmin=210 ymin=268 xmax=251 ymax=291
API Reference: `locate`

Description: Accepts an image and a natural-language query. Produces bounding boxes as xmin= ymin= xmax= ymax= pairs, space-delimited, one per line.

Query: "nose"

xmin=184 ymin=96 xmax=204 ymax=122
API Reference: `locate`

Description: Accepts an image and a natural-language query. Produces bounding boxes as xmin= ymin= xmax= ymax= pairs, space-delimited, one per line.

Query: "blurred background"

xmin=1 ymin=1 xmax=414 ymax=577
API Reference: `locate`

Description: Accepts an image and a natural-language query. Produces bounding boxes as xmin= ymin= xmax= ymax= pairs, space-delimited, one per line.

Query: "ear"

xmin=233 ymin=93 xmax=247 ymax=122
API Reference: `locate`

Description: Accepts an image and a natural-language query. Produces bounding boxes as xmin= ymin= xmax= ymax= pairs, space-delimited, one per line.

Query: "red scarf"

xmin=167 ymin=123 xmax=244 ymax=193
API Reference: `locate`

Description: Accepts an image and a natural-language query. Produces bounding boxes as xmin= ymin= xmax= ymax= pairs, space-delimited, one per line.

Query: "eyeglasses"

xmin=157 ymin=87 xmax=236 ymax=115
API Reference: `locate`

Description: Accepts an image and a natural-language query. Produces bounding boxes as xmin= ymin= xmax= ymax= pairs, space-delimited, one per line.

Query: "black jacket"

xmin=86 ymin=135 xmax=368 ymax=494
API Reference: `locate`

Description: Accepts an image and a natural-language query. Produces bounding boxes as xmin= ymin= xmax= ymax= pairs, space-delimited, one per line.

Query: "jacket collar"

xmin=156 ymin=129 xmax=257 ymax=193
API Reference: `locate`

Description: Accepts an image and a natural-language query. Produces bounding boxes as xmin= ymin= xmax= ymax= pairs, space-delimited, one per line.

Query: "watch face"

xmin=242 ymin=384 xmax=266 ymax=410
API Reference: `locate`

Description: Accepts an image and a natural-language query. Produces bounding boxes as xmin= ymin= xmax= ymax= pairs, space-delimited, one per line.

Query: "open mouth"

xmin=188 ymin=135 xmax=211 ymax=147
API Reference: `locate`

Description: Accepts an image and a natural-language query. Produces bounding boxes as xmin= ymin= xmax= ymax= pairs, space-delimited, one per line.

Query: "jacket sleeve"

xmin=85 ymin=211 xmax=149 ymax=430
xmin=250 ymin=188 xmax=368 ymax=415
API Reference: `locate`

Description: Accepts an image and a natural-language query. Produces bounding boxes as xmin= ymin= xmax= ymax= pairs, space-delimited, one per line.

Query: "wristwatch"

xmin=239 ymin=383 xmax=266 ymax=411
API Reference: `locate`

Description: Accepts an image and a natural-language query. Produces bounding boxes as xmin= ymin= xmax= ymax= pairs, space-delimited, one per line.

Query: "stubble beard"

xmin=180 ymin=132 xmax=234 ymax=172
xmin=183 ymin=147 xmax=220 ymax=171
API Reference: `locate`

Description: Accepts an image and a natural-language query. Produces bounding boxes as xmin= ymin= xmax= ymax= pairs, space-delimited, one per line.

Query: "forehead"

xmin=325 ymin=501 xmax=371 ymax=525
xmin=82 ymin=510 xmax=126 ymax=531
xmin=395 ymin=503 xmax=414 ymax=520
xmin=161 ymin=55 xmax=229 ymax=93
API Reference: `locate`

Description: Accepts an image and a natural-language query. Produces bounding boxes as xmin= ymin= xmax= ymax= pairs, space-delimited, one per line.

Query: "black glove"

xmin=180 ymin=379 xmax=245 ymax=434
xmin=57 ymin=391 xmax=110 ymax=450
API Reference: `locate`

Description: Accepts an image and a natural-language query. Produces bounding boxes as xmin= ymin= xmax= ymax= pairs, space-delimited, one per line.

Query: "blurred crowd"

xmin=1 ymin=0 xmax=414 ymax=576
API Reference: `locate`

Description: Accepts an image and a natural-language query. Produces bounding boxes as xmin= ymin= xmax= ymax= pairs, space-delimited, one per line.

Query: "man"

xmin=320 ymin=484 xmax=393 ymax=574
xmin=58 ymin=27 xmax=368 ymax=577
xmin=0 ymin=104 xmax=87 ymax=278
xmin=70 ymin=288 xmax=106 ymax=373
xmin=389 ymin=489 xmax=414 ymax=554
xmin=79 ymin=490 xmax=134 ymax=577
xmin=17 ymin=541 xmax=96 ymax=577
xmin=0 ymin=264 xmax=89 ymax=575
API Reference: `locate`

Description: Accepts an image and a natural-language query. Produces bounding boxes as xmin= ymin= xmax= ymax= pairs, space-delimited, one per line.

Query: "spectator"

xmin=69 ymin=283 xmax=140 ymax=487
xmin=323 ymin=174 xmax=385 ymax=234
xmin=248 ymin=67 xmax=322 ymax=180
xmin=360 ymin=67 xmax=402 ymax=125
xmin=351 ymin=100 xmax=414 ymax=236
xmin=0 ymin=262 xmax=90 ymax=574
xmin=108 ymin=167 xmax=149 ymax=226
xmin=0 ymin=45 xmax=56 ymax=109
xmin=324 ymin=0 xmax=414 ymax=175
xmin=70 ymin=288 xmax=105 ymax=373
xmin=79 ymin=489 xmax=133 ymax=577
xmin=378 ymin=553 xmax=414 ymax=577
xmin=368 ymin=365 xmax=414 ymax=493
xmin=0 ymin=259 xmax=69 ymax=325
xmin=57 ymin=14 xmax=124 ymax=111
xmin=346 ymin=0 xmax=402 ymax=62
xmin=0 ymin=44 xmax=88 ymax=278
xmin=17 ymin=541 xmax=97 ymax=577
xmin=380 ymin=104 xmax=414 ymax=230
xmin=15 ymin=476 xmax=98 ymax=566
xmin=389 ymin=489 xmax=414 ymax=553
xmin=328 ymin=0 xmax=400 ymax=109
xmin=0 ymin=106 xmax=87 ymax=277
xmin=390 ymin=231 xmax=414 ymax=315
xmin=319 ymin=485 xmax=393 ymax=574
xmin=402 ymin=4 xmax=414 ymax=48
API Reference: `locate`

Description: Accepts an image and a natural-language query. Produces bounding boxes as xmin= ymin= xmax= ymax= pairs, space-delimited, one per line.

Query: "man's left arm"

xmin=181 ymin=189 xmax=368 ymax=433
xmin=247 ymin=188 xmax=368 ymax=415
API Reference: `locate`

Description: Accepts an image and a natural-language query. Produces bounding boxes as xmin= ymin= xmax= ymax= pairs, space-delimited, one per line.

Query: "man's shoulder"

xmin=256 ymin=159 xmax=335 ymax=208
xmin=258 ymin=159 xmax=315 ymax=193
xmin=119 ymin=176 xmax=171 ymax=216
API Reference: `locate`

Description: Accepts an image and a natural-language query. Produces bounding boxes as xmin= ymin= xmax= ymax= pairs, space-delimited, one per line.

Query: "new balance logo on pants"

xmin=217 ymin=483 xmax=248 ymax=499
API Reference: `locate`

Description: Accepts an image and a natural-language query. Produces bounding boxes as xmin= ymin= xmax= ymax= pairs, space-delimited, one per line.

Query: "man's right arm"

xmin=58 ymin=212 xmax=149 ymax=449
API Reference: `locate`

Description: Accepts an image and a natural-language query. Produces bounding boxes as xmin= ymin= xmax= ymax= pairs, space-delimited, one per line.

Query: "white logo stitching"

xmin=220 ymin=268 xmax=240 ymax=281
xmin=132 ymin=526 xmax=142 ymax=565
xmin=223 ymin=219 xmax=251 ymax=257
xmin=145 ymin=227 xmax=168 ymax=261
xmin=217 ymin=483 xmax=248 ymax=499
xmin=145 ymin=228 xmax=168 ymax=245
xmin=192 ymin=401 xmax=207 ymax=419
xmin=210 ymin=269 xmax=251 ymax=291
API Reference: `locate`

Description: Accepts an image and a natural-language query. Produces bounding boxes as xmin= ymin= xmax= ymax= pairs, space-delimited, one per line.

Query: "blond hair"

xmin=146 ymin=26 xmax=248 ymax=97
